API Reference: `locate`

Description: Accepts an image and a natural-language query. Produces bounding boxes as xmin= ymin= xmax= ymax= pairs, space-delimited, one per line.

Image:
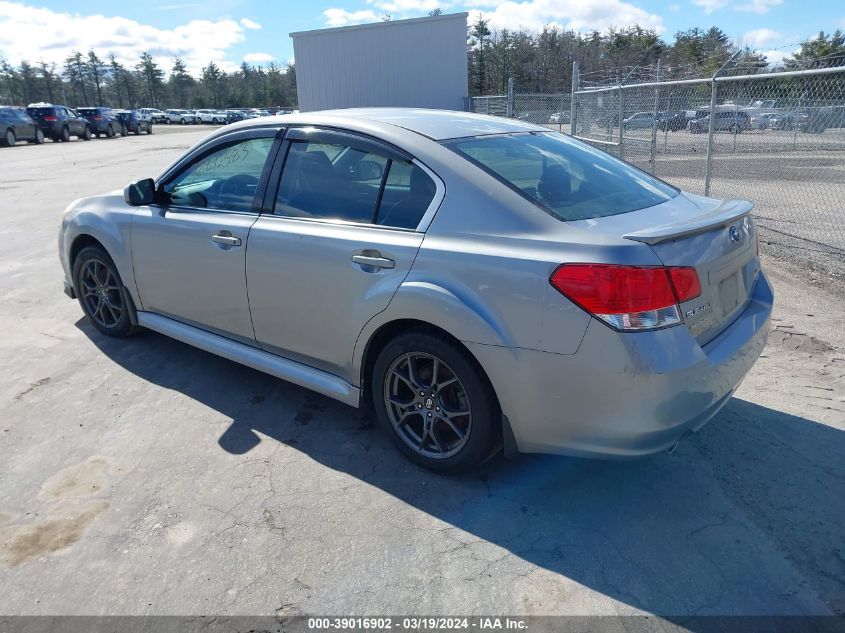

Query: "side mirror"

xmin=124 ymin=178 xmax=156 ymax=206
xmin=352 ymin=160 xmax=384 ymax=182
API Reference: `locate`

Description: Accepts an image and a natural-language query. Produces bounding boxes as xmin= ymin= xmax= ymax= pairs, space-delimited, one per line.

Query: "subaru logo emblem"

xmin=729 ymin=224 xmax=743 ymax=244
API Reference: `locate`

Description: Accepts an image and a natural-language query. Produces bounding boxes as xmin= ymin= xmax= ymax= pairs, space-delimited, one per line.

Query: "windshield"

xmin=444 ymin=131 xmax=678 ymax=221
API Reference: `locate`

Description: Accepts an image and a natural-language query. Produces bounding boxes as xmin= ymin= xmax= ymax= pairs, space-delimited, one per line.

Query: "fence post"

xmin=618 ymin=84 xmax=624 ymax=160
xmin=570 ymin=61 xmax=579 ymax=136
xmin=650 ymin=58 xmax=661 ymax=174
xmin=704 ymin=79 xmax=717 ymax=196
xmin=506 ymin=77 xmax=514 ymax=118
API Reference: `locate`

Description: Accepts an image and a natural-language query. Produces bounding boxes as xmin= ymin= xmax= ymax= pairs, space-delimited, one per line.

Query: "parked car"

xmin=195 ymin=109 xmax=227 ymax=124
xmin=164 ymin=109 xmax=198 ymax=125
xmin=77 ymin=107 xmax=126 ymax=138
xmin=516 ymin=110 xmax=554 ymax=124
xmin=25 ymin=103 xmax=91 ymax=142
xmin=59 ymin=109 xmax=771 ymax=473
xmin=114 ymin=110 xmax=153 ymax=135
xmin=766 ymin=110 xmax=802 ymax=131
xmin=688 ymin=110 xmax=750 ymax=133
xmin=796 ymin=109 xmax=827 ymax=134
xmin=138 ymin=108 xmax=166 ymax=124
xmin=225 ymin=110 xmax=246 ymax=124
xmin=0 ymin=106 xmax=44 ymax=146
xmin=548 ymin=111 xmax=570 ymax=125
xmin=622 ymin=112 xmax=657 ymax=131
xmin=657 ymin=111 xmax=690 ymax=131
xmin=749 ymin=112 xmax=779 ymax=130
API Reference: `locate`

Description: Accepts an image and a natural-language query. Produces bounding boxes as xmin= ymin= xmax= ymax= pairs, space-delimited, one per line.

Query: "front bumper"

xmin=467 ymin=272 xmax=773 ymax=458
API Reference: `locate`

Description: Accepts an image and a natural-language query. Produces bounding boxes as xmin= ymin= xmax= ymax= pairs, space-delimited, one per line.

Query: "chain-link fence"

xmin=469 ymin=64 xmax=845 ymax=279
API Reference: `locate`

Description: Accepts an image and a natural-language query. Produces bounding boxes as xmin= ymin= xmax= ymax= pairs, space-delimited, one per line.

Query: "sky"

xmin=0 ymin=0 xmax=842 ymax=75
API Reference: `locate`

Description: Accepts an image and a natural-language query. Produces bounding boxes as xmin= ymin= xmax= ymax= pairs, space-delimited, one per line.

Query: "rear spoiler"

xmin=623 ymin=198 xmax=753 ymax=245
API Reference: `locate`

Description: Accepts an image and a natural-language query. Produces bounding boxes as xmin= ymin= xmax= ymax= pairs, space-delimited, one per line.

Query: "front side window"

xmin=273 ymin=139 xmax=436 ymax=229
xmin=444 ymin=131 xmax=678 ymax=222
xmin=162 ymin=137 xmax=275 ymax=213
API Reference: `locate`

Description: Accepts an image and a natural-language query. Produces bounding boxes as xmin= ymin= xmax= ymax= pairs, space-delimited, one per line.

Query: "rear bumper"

xmin=467 ymin=272 xmax=773 ymax=458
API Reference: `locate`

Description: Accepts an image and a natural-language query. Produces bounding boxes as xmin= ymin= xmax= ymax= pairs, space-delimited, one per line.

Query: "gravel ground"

xmin=0 ymin=128 xmax=843 ymax=618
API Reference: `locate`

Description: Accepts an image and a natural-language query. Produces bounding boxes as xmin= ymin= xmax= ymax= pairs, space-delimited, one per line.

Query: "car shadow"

xmin=78 ymin=321 xmax=845 ymax=616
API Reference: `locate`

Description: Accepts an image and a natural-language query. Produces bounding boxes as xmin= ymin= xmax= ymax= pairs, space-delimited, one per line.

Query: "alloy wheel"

xmin=384 ymin=352 xmax=472 ymax=459
xmin=79 ymin=259 xmax=124 ymax=329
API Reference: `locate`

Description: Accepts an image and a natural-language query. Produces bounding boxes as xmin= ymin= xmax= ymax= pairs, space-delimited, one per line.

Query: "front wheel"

xmin=106 ymin=124 xmax=115 ymax=138
xmin=371 ymin=330 xmax=499 ymax=473
xmin=81 ymin=126 xmax=91 ymax=141
xmin=3 ymin=128 xmax=15 ymax=147
xmin=147 ymin=124 xmax=153 ymax=135
xmin=72 ymin=246 xmax=136 ymax=338
xmin=32 ymin=129 xmax=45 ymax=144
xmin=61 ymin=126 xmax=71 ymax=142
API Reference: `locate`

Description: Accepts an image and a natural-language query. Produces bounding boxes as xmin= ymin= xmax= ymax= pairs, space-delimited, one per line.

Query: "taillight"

xmin=550 ymin=264 xmax=701 ymax=332
xmin=43 ymin=115 xmax=56 ymax=121
xmin=93 ymin=115 xmax=103 ymax=120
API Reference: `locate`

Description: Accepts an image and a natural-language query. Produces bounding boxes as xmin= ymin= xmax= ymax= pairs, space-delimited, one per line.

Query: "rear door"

xmin=131 ymin=127 xmax=282 ymax=344
xmin=246 ymin=127 xmax=441 ymax=380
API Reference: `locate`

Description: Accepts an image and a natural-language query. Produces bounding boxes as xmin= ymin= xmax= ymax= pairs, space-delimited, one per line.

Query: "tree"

xmin=1 ymin=57 xmax=22 ymax=104
xmin=470 ymin=16 xmax=491 ymax=94
xmin=65 ymin=51 xmax=88 ymax=105
xmin=787 ymin=31 xmax=845 ymax=69
xmin=201 ymin=61 xmax=224 ymax=107
xmin=136 ymin=52 xmax=165 ymax=107
xmin=170 ymin=57 xmax=191 ymax=107
xmin=39 ymin=61 xmax=58 ymax=103
xmin=87 ymin=51 xmax=107 ymax=104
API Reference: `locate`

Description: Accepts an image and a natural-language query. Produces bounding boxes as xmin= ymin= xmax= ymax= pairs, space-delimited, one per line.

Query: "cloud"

xmin=366 ymin=0 xmax=444 ymax=12
xmin=467 ymin=0 xmax=664 ymax=33
xmin=691 ymin=0 xmax=727 ymax=13
xmin=0 ymin=0 xmax=254 ymax=73
xmin=760 ymin=49 xmax=788 ymax=67
xmin=243 ymin=52 xmax=274 ymax=63
xmin=736 ymin=0 xmax=782 ymax=13
xmin=240 ymin=17 xmax=261 ymax=30
xmin=743 ymin=28 xmax=780 ymax=48
xmin=323 ymin=8 xmax=381 ymax=26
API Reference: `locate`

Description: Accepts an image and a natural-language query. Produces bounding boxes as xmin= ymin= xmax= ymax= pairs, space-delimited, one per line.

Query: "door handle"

xmin=352 ymin=254 xmax=395 ymax=270
xmin=211 ymin=234 xmax=241 ymax=247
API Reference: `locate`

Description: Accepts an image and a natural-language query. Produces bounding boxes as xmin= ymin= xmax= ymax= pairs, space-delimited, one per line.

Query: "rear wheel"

xmin=61 ymin=126 xmax=70 ymax=142
xmin=34 ymin=129 xmax=44 ymax=144
xmin=72 ymin=246 xmax=135 ymax=338
xmin=3 ymin=128 xmax=15 ymax=147
xmin=372 ymin=330 xmax=499 ymax=473
xmin=147 ymin=123 xmax=153 ymax=135
xmin=81 ymin=126 xmax=91 ymax=141
xmin=106 ymin=124 xmax=115 ymax=138
xmin=180 ymin=118 xmax=186 ymax=125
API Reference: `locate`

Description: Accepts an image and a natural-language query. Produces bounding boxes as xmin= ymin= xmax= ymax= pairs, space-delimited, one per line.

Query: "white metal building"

xmin=290 ymin=13 xmax=468 ymax=112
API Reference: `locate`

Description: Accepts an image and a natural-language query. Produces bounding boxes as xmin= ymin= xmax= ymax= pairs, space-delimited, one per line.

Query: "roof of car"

xmin=225 ymin=108 xmax=547 ymax=141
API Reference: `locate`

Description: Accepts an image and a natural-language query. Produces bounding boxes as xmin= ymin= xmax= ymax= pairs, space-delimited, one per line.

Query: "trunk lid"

xmin=572 ymin=192 xmax=760 ymax=344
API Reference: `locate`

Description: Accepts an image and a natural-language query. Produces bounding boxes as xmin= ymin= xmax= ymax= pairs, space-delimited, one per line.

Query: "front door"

xmin=131 ymin=131 xmax=279 ymax=344
xmin=246 ymin=130 xmax=440 ymax=380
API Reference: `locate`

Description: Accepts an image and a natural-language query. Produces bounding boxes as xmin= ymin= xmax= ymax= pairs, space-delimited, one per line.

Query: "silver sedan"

xmin=58 ymin=109 xmax=772 ymax=472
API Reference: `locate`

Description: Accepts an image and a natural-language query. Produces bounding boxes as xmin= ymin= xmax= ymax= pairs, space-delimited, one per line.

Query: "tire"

xmin=147 ymin=124 xmax=153 ymax=135
xmin=134 ymin=127 xmax=140 ymax=135
xmin=3 ymin=128 xmax=15 ymax=147
xmin=371 ymin=330 xmax=500 ymax=473
xmin=106 ymin=124 xmax=115 ymax=138
xmin=34 ymin=129 xmax=44 ymax=144
xmin=180 ymin=118 xmax=186 ymax=125
xmin=212 ymin=118 xmax=218 ymax=125
xmin=81 ymin=126 xmax=91 ymax=141
xmin=72 ymin=246 xmax=136 ymax=338
xmin=166 ymin=118 xmax=172 ymax=125
xmin=61 ymin=126 xmax=70 ymax=142
xmin=120 ymin=125 xmax=127 ymax=137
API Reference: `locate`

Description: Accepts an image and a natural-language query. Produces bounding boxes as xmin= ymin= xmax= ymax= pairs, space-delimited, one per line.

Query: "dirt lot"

xmin=0 ymin=128 xmax=843 ymax=617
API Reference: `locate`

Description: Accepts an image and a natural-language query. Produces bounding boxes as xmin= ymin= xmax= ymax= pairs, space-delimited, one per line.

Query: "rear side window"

xmin=444 ymin=131 xmax=677 ymax=221
xmin=274 ymin=139 xmax=436 ymax=229
xmin=162 ymin=137 xmax=275 ymax=213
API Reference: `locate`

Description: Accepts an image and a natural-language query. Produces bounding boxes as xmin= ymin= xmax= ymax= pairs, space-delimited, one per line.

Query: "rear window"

xmin=78 ymin=108 xmax=96 ymax=115
xmin=27 ymin=107 xmax=56 ymax=116
xmin=444 ymin=131 xmax=678 ymax=221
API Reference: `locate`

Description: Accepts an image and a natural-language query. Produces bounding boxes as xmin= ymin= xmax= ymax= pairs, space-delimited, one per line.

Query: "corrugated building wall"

xmin=291 ymin=13 xmax=468 ymax=112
